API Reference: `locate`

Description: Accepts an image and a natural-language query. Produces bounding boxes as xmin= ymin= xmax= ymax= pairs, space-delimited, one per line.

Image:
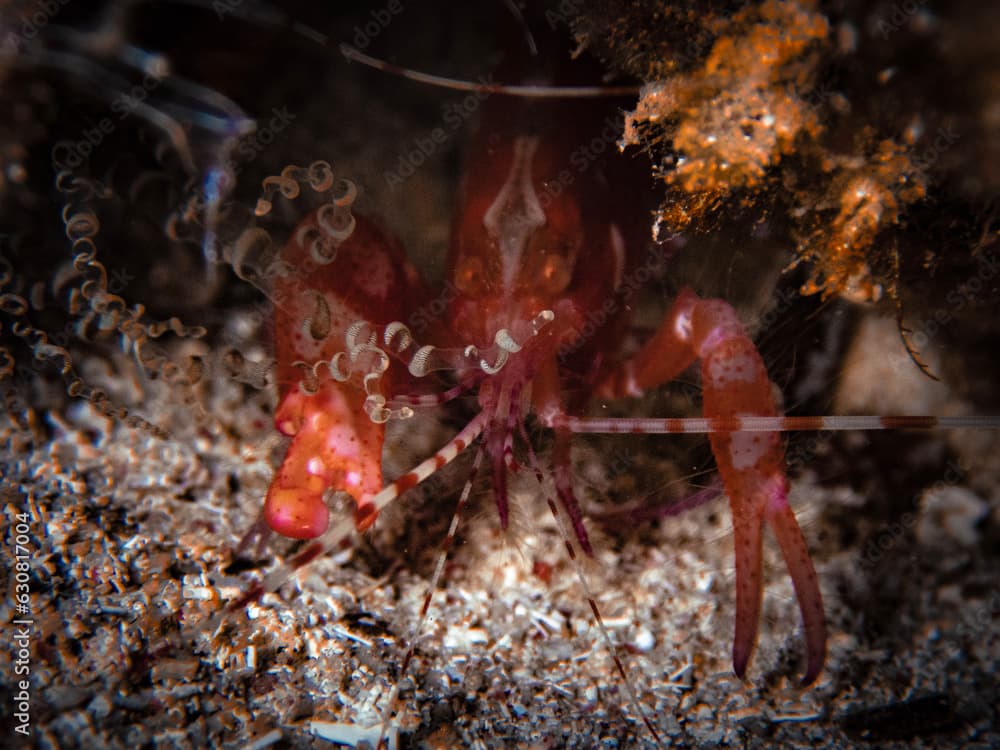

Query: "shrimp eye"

xmin=455 ymin=255 xmax=484 ymax=294
xmin=539 ymin=253 xmax=571 ymax=294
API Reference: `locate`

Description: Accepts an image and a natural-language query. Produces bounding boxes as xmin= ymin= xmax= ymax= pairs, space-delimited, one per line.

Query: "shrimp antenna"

xmin=520 ymin=435 xmax=664 ymax=745
xmin=890 ymin=241 xmax=941 ymax=381
xmin=202 ymin=412 xmax=489 ymax=631
xmin=339 ymin=44 xmax=641 ymax=98
xmin=375 ymin=444 xmax=487 ymax=750
xmin=501 ymin=0 xmax=539 ymax=57
xmin=549 ymin=413 xmax=1000 ymax=434
xmin=123 ymin=0 xmax=639 ymax=98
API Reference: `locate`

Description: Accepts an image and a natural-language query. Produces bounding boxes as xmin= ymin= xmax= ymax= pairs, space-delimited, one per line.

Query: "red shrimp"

xmin=223 ymin=16 xmax=1000 ymax=745
xmin=259 ymin=51 xmax=826 ymax=696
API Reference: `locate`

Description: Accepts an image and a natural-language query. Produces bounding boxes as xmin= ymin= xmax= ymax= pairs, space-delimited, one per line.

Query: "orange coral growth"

xmin=622 ymin=0 xmax=827 ymax=230
xmin=797 ymin=139 xmax=927 ymax=301
xmin=607 ymin=0 xmax=949 ymax=303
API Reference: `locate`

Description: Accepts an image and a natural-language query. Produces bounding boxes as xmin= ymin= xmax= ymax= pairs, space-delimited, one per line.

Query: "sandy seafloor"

xmin=2 ymin=309 xmax=1000 ymax=750
xmin=2 ymin=3 xmax=1000 ymax=749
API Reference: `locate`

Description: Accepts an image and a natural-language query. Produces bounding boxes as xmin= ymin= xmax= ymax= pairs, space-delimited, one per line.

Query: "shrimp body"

xmin=262 ymin=56 xmax=826 ymax=685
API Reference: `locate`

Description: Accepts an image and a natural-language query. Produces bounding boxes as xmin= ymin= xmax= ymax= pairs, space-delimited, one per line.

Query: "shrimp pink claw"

xmin=264 ymin=211 xmax=429 ymax=540
xmin=263 ymin=380 xmax=383 ymax=539
xmin=598 ymin=287 xmax=826 ymax=685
